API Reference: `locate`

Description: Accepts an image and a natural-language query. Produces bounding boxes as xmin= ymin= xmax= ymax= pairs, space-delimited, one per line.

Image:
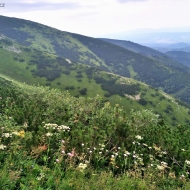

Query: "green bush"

xmin=79 ymin=88 xmax=87 ymax=95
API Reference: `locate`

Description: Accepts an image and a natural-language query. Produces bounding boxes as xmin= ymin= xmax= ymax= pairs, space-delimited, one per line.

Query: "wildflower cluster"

xmin=0 ymin=144 xmax=7 ymax=150
xmin=36 ymin=172 xmax=45 ymax=181
xmin=185 ymin=160 xmax=190 ymax=165
xmin=43 ymin=123 xmax=70 ymax=132
xmin=1 ymin=125 xmax=26 ymax=152
xmin=77 ymin=163 xmax=88 ymax=171
xmin=2 ymin=130 xmax=25 ymax=138
xmin=13 ymin=130 xmax=25 ymax=138
xmin=2 ymin=132 xmax=12 ymax=138
xmin=135 ymin=135 xmax=143 ymax=140
xmin=157 ymin=161 xmax=168 ymax=171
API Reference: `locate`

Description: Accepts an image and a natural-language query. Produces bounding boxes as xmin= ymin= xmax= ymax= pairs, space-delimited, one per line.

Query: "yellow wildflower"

xmin=153 ymin=144 xmax=161 ymax=151
xmin=17 ymin=130 xmax=25 ymax=138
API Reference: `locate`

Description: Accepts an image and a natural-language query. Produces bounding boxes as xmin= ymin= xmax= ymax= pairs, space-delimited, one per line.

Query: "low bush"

xmin=0 ymin=77 xmax=190 ymax=189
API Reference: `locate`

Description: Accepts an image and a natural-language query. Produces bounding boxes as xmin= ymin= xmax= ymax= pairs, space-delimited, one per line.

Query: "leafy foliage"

xmin=0 ymin=78 xmax=190 ymax=189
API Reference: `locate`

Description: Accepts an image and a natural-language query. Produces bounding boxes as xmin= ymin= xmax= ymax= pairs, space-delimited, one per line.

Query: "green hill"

xmin=1 ymin=15 xmax=190 ymax=124
xmin=0 ymin=36 xmax=190 ymax=125
xmin=0 ymin=16 xmax=190 ymax=103
xmin=1 ymin=15 xmax=190 ymax=104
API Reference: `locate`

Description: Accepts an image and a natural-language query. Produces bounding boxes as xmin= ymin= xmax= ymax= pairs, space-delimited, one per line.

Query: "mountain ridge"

xmin=1 ymin=15 xmax=190 ymax=104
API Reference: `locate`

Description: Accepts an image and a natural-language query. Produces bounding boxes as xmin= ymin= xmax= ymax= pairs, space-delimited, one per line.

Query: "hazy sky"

xmin=1 ymin=0 xmax=190 ymax=37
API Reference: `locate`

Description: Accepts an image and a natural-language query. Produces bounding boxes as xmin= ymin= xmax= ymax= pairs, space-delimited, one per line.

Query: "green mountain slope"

xmin=1 ymin=15 xmax=190 ymax=104
xmin=0 ymin=16 xmax=108 ymax=70
xmin=1 ymin=37 xmax=190 ymax=125
xmin=71 ymin=34 xmax=190 ymax=103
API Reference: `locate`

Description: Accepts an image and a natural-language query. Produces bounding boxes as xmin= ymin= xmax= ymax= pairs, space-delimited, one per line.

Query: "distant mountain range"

xmin=144 ymin=42 xmax=190 ymax=53
xmin=101 ymin=27 xmax=190 ymax=45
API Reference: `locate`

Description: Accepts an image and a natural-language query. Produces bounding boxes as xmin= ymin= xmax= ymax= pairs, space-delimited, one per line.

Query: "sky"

xmin=1 ymin=0 xmax=190 ymax=38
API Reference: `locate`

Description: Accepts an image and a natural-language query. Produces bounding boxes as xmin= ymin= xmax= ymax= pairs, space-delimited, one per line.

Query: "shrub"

xmin=138 ymin=98 xmax=147 ymax=105
xmin=79 ymin=88 xmax=87 ymax=95
xmin=19 ymin=58 xmax=25 ymax=62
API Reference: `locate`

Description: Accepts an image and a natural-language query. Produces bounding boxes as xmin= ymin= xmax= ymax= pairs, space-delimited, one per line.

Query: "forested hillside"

xmin=1 ymin=15 xmax=190 ymax=104
xmin=1 ymin=36 xmax=190 ymax=125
